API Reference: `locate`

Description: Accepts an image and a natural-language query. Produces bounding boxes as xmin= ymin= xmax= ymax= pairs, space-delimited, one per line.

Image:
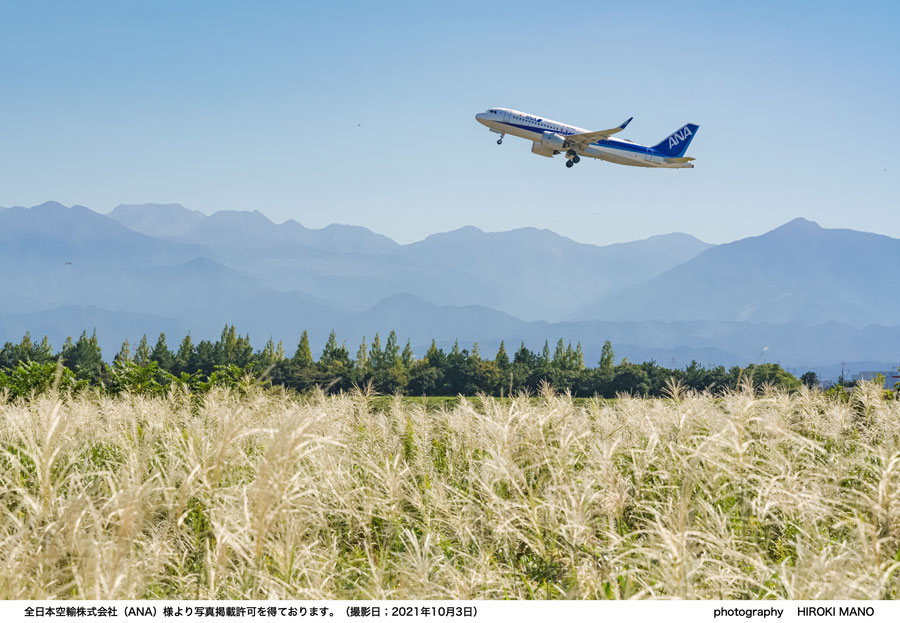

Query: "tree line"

xmin=0 ymin=326 xmax=810 ymax=399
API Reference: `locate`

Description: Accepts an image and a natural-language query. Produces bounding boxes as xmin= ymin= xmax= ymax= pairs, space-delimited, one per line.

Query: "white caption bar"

xmin=0 ymin=600 xmax=893 ymax=623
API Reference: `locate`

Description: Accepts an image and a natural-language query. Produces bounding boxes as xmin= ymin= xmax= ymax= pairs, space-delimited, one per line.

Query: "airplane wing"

xmin=566 ymin=117 xmax=633 ymax=148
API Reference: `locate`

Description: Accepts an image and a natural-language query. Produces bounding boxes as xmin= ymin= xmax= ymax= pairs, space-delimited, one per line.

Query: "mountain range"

xmin=1 ymin=201 xmax=898 ymax=375
xmin=107 ymin=202 xmax=710 ymax=319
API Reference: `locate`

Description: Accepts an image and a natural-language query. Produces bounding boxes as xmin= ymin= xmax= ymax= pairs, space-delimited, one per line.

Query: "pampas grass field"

xmin=1 ymin=382 xmax=899 ymax=600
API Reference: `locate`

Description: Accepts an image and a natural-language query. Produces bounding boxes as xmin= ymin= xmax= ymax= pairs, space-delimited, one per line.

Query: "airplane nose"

xmin=475 ymin=112 xmax=488 ymax=125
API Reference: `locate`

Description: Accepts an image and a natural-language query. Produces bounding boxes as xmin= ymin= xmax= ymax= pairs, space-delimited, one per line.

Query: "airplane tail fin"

xmin=652 ymin=123 xmax=699 ymax=157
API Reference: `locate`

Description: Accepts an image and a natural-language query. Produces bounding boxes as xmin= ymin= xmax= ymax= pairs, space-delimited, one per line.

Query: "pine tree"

xmin=494 ymin=340 xmax=509 ymax=370
xmin=600 ymin=340 xmax=614 ymax=374
xmin=553 ymin=338 xmax=566 ymax=367
xmin=176 ymin=333 xmax=194 ymax=374
xmin=62 ymin=330 xmax=104 ymax=381
xmin=320 ymin=331 xmax=340 ymax=366
xmin=541 ymin=340 xmax=551 ymax=364
xmin=494 ymin=341 xmax=509 ymax=369
xmin=369 ymin=333 xmax=383 ymax=370
xmin=37 ymin=336 xmax=53 ymax=362
xmin=114 ymin=339 xmax=132 ymax=366
xmin=220 ymin=325 xmax=238 ymax=365
xmin=384 ymin=331 xmax=401 ymax=367
xmin=425 ymin=340 xmax=444 ymax=366
xmin=355 ymin=336 xmax=369 ymax=369
xmin=293 ymin=330 xmax=314 ymax=368
xmin=401 ymin=339 xmax=414 ymax=369
xmin=150 ymin=333 xmax=175 ymax=371
xmin=513 ymin=341 xmax=532 ymax=366
xmin=19 ymin=332 xmax=33 ymax=358
xmin=135 ymin=335 xmax=151 ymax=366
xmin=260 ymin=338 xmax=277 ymax=364
xmin=575 ymin=342 xmax=585 ymax=369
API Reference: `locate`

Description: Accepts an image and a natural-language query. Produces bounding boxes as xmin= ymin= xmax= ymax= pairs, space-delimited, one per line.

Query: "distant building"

xmin=853 ymin=370 xmax=900 ymax=389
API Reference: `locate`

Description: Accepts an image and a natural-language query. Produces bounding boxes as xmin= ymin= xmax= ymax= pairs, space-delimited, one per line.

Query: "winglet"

xmin=620 ymin=117 xmax=633 ymax=130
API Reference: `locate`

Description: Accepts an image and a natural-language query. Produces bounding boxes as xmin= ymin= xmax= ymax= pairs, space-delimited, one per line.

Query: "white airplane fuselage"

xmin=475 ymin=108 xmax=697 ymax=169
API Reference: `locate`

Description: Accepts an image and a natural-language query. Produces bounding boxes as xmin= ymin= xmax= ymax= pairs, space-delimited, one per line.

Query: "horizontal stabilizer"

xmin=664 ymin=156 xmax=695 ymax=164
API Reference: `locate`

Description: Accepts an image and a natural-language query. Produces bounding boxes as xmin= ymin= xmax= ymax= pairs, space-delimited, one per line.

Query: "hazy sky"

xmin=1 ymin=1 xmax=898 ymax=245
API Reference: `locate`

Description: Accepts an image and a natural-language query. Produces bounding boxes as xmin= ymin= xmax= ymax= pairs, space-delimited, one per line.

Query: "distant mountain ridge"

xmin=108 ymin=202 xmax=711 ymax=320
xmin=3 ymin=201 xmax=898 ymax=371
xmin=577 ymin=217 xmax=900 ymax=326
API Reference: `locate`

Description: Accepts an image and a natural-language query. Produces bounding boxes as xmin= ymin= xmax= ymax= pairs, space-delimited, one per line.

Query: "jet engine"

xmin=540 ymin=131 xmax=566 ymax=151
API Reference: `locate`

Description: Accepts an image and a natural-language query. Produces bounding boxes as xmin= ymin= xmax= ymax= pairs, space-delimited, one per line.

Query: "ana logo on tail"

xmin=668 ymin=126 xmax=693 ymax=150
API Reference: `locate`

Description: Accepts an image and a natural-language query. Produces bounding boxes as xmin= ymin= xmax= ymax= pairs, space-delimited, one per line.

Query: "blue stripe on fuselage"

xmin=496 ymin=121 xmax=656 ymax=156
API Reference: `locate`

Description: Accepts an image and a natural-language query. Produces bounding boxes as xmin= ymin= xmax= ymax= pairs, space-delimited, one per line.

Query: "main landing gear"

xmin=564 ymin=150 xmax=581 ymax=168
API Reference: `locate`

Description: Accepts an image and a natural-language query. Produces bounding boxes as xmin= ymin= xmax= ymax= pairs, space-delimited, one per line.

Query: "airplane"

xmin=475 ymin=108 xmax=699 ymax=169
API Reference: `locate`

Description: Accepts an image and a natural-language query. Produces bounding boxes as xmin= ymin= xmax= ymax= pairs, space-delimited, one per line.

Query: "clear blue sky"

xmin=1 ymin=0 xmax=897 ymax=245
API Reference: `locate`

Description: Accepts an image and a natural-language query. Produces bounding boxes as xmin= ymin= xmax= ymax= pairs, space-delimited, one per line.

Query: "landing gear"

xmin=565 ymin=160 xmax=574 ymax=168
xmin=564 ymin=149 xmax=581 ymax=168
xmin=572 ymin=155 xmax=581 ymax=164
xmin=497 ymin=134 xmax=505 ymax=145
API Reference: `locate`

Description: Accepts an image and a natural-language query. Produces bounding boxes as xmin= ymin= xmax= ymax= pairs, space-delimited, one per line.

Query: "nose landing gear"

xmin=497 ymin=134 xmax=504 ymax=145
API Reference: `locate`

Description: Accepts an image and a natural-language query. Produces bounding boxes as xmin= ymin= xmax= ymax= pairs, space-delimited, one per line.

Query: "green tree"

xmin=369 ymin=333 xmax=384 ymax=372
xmin=194 ymin=340 xmax=219 ymax=376
xmin=474 ymin=358 xmax=502 ymax=395
xmin=800 ymin=371 xmax=819 ymax=389
xmin=384 ymin=331 xmax=401 ymax=367
xmin=255 ymin=337 xmax=282 ymax=372
xmin=134 ymin=335 xmax=151 ymax=367
xmin=599 ymin=340 xmax=614 ymax=374
xmin=574 ymin=342 xmax=585 ymax=370
xmin=410 ymin=340 xmax=446 ymax=395
xmin=494 ymin=341 xmax=510 ymax=370
xmin=401 ymin=339 xmax=415 ymax=369
xmin=353 ymin=335 xmax=371 ymax=386
xmin=445 ymin=345 xmax=478 ymax=395
xmin=175 ymin=333 xmax=195 ymax=375
xmin=552 ymin=338 xmax=566 ymax=368
xmin=318 ymin=331 xmax=352 ymax=391
xmin=113 ymin=339 xmax=132 ymax=366
xmin=272 ymin=332 xmax=315 ymax=392
xmin=609 ymin=362 xmax=651 ymax=396
xmin=740 ymin=363 xmax=801 ymax=391
xmin=1 ymin=360 xmax=84 ymax=399
xmin=540 ymin=340 xmax=551 ymax=365
xmin=0 ymin=332 xmax=54 ymax=368
xmin=218 ymin=325 xmax=252 ymax=367
xmin=150 ymin=333 xmax=176 ymax=372
xmin=373 ymin=331 xmax=406 ymax=393
xmin=61 ymin=330 xmax=105 ymax=382
xmin=293 ymin=330 xmax=315 ymax=368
